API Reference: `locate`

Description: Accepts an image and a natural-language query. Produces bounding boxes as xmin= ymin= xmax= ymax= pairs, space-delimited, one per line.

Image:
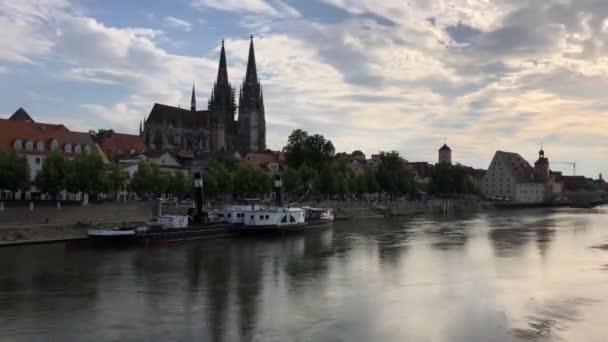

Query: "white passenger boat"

xmin=240 ymin=207 xmax=306 ymax=231
xmin=147 ymin=215 xmax=189 ymax=229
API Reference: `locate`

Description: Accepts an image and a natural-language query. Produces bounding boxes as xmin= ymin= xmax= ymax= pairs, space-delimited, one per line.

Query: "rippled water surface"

xmin=2 ymin=207 xmax=608 ymax=341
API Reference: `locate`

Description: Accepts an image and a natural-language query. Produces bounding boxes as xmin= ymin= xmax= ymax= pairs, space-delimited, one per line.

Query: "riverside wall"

xmin=0 ymin=201 xmax=156 ymax=246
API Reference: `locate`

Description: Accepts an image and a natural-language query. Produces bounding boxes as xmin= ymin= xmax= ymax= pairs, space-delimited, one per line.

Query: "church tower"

xmin=438 ymin=140 xmax=452 ymax=164
xmin=534 ymin=148 xmax=550 ymax=182
xmin=191 ymin=83 xmax=196 ymax=111
xmin=208 ymin=40 xmax=236 ymax=152
xmin=238 ymin=36 xmax=266 ymax=152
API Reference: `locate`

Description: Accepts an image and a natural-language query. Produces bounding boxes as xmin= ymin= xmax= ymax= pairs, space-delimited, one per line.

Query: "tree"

xmin=35 ymin=151 xmax=70 ymax=199
xmin=204 ymin=160 xmax=233 ymax=198
xmin=283 ymin=130 xmax=334 ymax=170
xmin=0 ymin=150 xmax=30 ymax=197
xmin=282 ymin=167 xmax=300 ymax=196
xmin=428 ymin=163 xmax=476 ymax=197
xmin=168 ymin=171 xmax=192 ymax=199
xmin=66 ymin=152 xmax=106 ymax=197
xmin=233 ymin=164 xmax=272 ymax=197
xmin=367 ymin=170 xmax=380 ymax=195
xmin=106 ymin=162 xmax=129 ymax=200
xmin=376 ymin=151 xmax=414 ymax=201
xmin=129 ymin=160 xmax=153 ymax=195
xmin=283 ymin=129 xmax=308 ymax=168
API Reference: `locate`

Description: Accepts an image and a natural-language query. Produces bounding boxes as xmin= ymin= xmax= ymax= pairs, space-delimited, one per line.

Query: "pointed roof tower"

xmin=216 ymin=40 xmax=229 ymax=86
xmin=245 ymin=35 xmax=258 ymax=84
xmin=191 ymin=82 xmax=196 ymax=111
xmin=9 ymin=107 xmax=35 ymax=122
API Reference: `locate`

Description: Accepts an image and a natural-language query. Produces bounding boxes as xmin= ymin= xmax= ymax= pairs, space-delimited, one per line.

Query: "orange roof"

xmin=0 ymin=118 xmax=98 ymax=157
xmin=245 ymin=150 xmax=285 ymax=168
xmin=97 ymin=132 xmax=147 ymax=161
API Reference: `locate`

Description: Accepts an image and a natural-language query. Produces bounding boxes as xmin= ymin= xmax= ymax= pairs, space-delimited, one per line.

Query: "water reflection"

xmin=1 ymin=209 xmax=608 ymax=341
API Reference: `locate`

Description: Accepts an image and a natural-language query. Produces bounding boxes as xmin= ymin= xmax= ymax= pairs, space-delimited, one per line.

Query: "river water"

xmin=2 ymin=208 xmax=608 ymax=341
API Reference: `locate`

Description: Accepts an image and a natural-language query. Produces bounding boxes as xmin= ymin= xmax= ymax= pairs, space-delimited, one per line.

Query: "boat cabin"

xmin=243 ymin=208 xmax=305 ymax=227
xmin=225 ymin=204 xmax=265 ymax=224
xmin=150 ymin=215 xmax=189 ymax=229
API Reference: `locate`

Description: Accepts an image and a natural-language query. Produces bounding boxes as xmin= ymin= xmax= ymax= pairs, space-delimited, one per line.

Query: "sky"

xmin=1 ymin=0 xmax=607 ymax=177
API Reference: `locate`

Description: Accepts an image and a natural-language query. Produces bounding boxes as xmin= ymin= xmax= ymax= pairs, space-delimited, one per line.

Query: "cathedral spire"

xmin=191 ymin=82 xmax=196 ymax=111
xmin=216 ymin=40 xmax=229 ymax=86
xmin=245 ymin=35 xmax=258 ymax=84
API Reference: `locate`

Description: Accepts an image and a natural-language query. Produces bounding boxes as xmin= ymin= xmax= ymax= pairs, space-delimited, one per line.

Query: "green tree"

xmin=204 ymin=160 xmax=233 ymax=198
xmin=428 ymin=163 xmax=476 ymax=197
xmin=168 ymin=171 xmax=192 ymax=199
xmin=316 ymin=164 xmax=336 ymax=198
xmin=376 ymin=151 xmax=414 ymax=201
xmin=106 ymin=162 xmax=129 ymax=200
xmin=283 ymin=129 xmax=309 ymax=168
xmin=367 ymin=170 xmax=380 ymax=194
xmin=35 ymin=150 xmax=70 ymax=199
xmin=67 ymin=152 xmax=106 ymax=197
xmin=233 ymin=164 xmax=272 ymax=197
xmin=283 ymin=130 xmax=334 ymax=170
xmin=282 ymin=167 xmax=300 ymax=196
xmin=0 ymin=150 xmax=30 ymax=197
xmin=129 ymin=160 xmax=153 ymax=195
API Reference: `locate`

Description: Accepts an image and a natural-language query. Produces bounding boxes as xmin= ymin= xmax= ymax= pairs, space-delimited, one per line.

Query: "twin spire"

xmin=190 ymin=36 xmax=258 ymax=112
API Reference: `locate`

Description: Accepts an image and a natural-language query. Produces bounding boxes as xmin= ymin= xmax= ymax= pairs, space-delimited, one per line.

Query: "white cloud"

xmin=191 ymin=0 xmax=300 ymax=18
xmin=164 ymin=16 xmax=192 ymax=31
xmin=3 ymin=0 xmax=608 ymax=176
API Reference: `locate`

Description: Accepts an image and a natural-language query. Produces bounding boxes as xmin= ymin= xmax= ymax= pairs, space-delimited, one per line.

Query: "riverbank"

xmin=0 ymin=199 xmax=488 ymax=246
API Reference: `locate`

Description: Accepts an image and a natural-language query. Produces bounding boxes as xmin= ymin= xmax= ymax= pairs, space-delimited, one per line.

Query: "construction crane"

xmin=554 ymin=161 xmax=576 ymax=176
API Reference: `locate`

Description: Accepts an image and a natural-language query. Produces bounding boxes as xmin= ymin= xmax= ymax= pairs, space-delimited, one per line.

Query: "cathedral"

xmin=141 ymin=37 xmax=266 ymax=155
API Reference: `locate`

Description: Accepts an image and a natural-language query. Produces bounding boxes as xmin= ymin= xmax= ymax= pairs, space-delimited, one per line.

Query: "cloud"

xmin=191 ymin=0 xmax=300 ymax=18
xmin=3 ymin=0 xmax=608 ymax=177
xmin=163 ymin=16 xmax=192 ymax=31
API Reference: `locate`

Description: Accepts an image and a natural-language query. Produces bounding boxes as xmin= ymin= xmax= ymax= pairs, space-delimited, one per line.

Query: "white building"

xmin=0 ymin=108 xmax=106 ymax=199
xmin=481 ymin=150 xmax=559 ymax=203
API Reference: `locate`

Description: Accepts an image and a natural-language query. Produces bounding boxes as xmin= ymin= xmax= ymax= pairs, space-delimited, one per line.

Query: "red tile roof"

xmin=97 ymin=131 xmax=147 ymax=161
xmin=245 ymin=150 xmax=285 ymax=168
xmin=0 ymin=117 xmax=98 ymax=157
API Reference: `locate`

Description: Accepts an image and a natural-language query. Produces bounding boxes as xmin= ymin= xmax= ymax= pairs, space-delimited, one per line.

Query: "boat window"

xmin=227 ymin=213 xmax=231 ymax=218
xmin=290 ymin=215 xmax=296 ymax=223
xmin=250 ymin=215 xmax=254 ymax=220
xmin=281 ymin=215 xmax=287 ymax=223
xmin=265 ymin=215 xmax=269 ymax=219
xmin=259 ymin=215 xmax=264 ymax=220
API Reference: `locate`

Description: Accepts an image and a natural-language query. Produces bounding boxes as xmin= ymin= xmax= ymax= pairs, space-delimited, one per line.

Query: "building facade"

xmin=438 ymin=143 xmax=452 ymax=164
xmin=481 ymin=149 xmax=561 ymax=203
xmin=142 ymin=37 xmax=265 ymax=156
xmin=0 ymin=108 xmax=104 ymax=198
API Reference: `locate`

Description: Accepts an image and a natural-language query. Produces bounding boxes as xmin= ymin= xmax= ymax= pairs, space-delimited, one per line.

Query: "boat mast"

xmin=194 ymin=171 xmax=203 ymax=217
xmin=274 ymin=174 xmax=282 ymax=207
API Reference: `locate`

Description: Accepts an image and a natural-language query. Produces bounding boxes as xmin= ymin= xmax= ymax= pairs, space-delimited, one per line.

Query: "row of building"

xmin=1 ymin=105 xmax=603 ymax=204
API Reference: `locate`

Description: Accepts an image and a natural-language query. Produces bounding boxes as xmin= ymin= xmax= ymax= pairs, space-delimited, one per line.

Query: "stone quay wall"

xmin=0 ymin=201 xmax=157 ymax=245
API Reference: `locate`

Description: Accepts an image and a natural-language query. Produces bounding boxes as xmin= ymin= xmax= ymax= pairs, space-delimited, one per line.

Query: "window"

xmin=25 ymin=140 xmax=33 ymax=151
xmin=75 ymin=145 xmax=82 ymax=154
xmin=280 ymin=215 xmax=287 ymax=223
xmin=50 ymin=139 xmax=58 ymax=151
xmin=259 ymin=215 xmax=264 ymax=220
xmin=289 ymin=215 xmax=296 ymax=223
xmin=265 ymin=215 xmax=269 ymax=220
xmin=227 ymin=213 xmax=231 ymax=218
xmin=250 ymin=215 xmax=254 ymax=220
xmin=36 ymin=141 xmax=44 ymax=152
xmin=14 ymin=139 xmax=22 ymax=150
xmin=64 ymin=144 xmax=72 ymax=153
xmin=35 ymin=158 xmax=41 ymax=165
